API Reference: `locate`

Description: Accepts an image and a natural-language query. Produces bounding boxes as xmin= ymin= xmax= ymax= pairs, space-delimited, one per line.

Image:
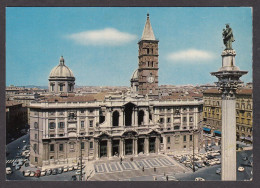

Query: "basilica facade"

xmin=29 ymin=14 xmax=203 ymax=167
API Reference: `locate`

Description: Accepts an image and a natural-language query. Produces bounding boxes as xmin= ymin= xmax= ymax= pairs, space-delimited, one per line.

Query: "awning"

xmin=203 ymin=127 xmax=211 ymax=132
xmin=214 ymin=130 xmax=221 ymax=135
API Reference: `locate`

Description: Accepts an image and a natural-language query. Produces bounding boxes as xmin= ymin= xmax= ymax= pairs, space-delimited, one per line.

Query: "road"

xmin=6 ymin=134 xmax=253 ymax=181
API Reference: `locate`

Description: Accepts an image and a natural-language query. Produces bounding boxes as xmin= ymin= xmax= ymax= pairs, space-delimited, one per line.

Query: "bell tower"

xmin=138 ymin=13 xmax=159 ymax=97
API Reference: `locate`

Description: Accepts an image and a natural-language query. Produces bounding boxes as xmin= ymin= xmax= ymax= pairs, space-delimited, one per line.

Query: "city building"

xmin=29 ymin=14 xmax=203 ymax=167
xmin=203 ymin=88 xmax=252 ymax=144
xmin=6 ymin=101 xmax=28 ymax=143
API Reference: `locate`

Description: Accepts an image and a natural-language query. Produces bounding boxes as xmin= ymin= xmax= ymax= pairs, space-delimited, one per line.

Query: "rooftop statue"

xmin=222 ymin=24 xmax=235 ymax=50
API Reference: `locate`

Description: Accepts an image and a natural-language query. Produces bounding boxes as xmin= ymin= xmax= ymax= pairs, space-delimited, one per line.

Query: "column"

xmin=119 ymin=110 xmax=124 ymax=126
xmin=107 ymin=139 xmax=112 ymax=158
xmin=120 ymin=139 xmax=123 ymax=157
xmin=222 ymin=99 xmax=236 ymax=180
xmin=134 ymin=139 xmax=138 ymax=156
xmin=144 ymin=110 xmax=149 ymax=125
xmin=155 ymin=137 xmax=160 ymax=153
xmin=180 ymin=113 xmax=183 ymax=129
xmin=144 ymin=137 xmax=149 ymax=154
xmin=187 ymin=111 xmax=190 ymax=128
xmin=132 ymin=139 xmax=135 ymax=155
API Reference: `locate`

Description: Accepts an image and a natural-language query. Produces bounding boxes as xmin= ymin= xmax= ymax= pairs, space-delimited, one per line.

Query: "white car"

xmin=68 ymin=166 xmax=74 ymax=171
xmin=195 ymin=177 xmax=205 ymax=181
xmin=23 ymin=140 xmax=26 ymax=143
xmin=6 ymin=167 xmax=12 ymax=175
xmin=73 ymin=165 xmax=78 ymax=170
xmin=63 ymin=166 xmax=68 ymax=172
xmin=30 ymin=171 xmax=35 ymax=177
xmin=41 ymin=170 xmax=46 ymax=176
xmin=24 ymin=170 xmax=31 ymax=177
xmin=238 ymin=167 xmax=245 ymax=172
xmin=75 ymin=170 xmax=81 ymax=175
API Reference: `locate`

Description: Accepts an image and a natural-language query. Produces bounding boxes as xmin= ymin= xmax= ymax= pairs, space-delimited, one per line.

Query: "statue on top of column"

xmin=222 ymin=24 xmax=235 ymax=50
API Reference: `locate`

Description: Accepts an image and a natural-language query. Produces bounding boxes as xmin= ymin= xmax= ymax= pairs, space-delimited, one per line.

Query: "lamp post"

xmin=192 ymin=130 xmax=195 ymax=172
xmin=211 ymin=24 xmax=247 ymax=181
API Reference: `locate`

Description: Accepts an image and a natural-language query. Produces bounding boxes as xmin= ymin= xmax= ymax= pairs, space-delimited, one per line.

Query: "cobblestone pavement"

xmin=89 ymin=154 xmax=189 ymax=181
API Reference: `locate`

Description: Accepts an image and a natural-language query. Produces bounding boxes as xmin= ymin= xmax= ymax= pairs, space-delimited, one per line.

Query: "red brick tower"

xmin=138 ymin=13 xmax=159 ymax=97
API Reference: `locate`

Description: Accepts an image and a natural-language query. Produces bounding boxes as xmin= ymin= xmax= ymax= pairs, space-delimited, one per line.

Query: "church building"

xmin=29 ymin=14 xmax=203 ymax=167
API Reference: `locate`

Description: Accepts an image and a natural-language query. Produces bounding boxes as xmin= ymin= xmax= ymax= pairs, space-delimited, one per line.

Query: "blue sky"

xmin=6 ymin=7 xmax=252 ymax=86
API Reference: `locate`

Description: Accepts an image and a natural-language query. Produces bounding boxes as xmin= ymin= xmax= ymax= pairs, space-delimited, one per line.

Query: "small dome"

xmin=49 ymin=56 xmax=74 ymax=78
xmin=131 ymin=69 xmax=138 ymax=80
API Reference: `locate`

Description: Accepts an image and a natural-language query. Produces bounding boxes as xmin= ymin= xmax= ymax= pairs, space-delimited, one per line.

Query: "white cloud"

xmin=66 ymin=28 xmax=137 ymax=46
xmin=167 ymin=49 xmax=215 ymax=62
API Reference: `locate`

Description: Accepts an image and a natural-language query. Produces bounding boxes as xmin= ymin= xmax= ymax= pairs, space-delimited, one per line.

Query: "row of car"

xmin=23 ymin=165 xmax=85 ymax=177
xmin=173 ymin=150 xmax=221 ymax=171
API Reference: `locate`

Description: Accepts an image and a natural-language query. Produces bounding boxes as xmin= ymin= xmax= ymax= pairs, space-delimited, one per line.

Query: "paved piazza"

xmin=89 ymin=155 xmax=189 ymax=181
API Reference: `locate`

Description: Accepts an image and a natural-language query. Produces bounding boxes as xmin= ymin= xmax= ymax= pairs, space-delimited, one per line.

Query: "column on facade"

xmin=194 ymin=107 xmax=198 ymax=129
xmin=106 ymin=110 xmax=111 ymax=127
xmin=56 ymin=142 xmax=59 ymax=160
xmin=155 ymin=137 xmax=160 ymax=153
xmin=107 ymin=139 xmax=112 ymax=158
xmin=65 ymin=111 xmax=68 ymax=137
xmin=64 ymin=141 xmax=68 ymax=159
xmin=119 ymin=109 xmax=124 ymax=126
xmin=119 ymin=138 xmax=124 ymax=157
xmin=144 ymin=110 xmax=149 ymax=125
xmin=134 ymin=138 xmax=138 ymax=156
xmin=180 ymin=112 xmax=183 ymax=130
xmin=85 ymin=140 xmax=89 ymax=160
xmin=94 ymin=140 xmax=99 ymax=159
xmin=144 ymin=137 xmax=149 ymax=154
xmin=187 ymin=111 xmax=190 ymax=128
xmin=55 ymin=115 xmax=58 ymax=137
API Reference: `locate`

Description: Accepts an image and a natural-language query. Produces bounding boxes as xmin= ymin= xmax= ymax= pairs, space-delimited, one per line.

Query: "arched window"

xmin=112 ymin=111 xmax=119 ymax=127
xmin=138 ymin=110 xmax=144 ymax=125
xmin=34 ymin=122 xmax=38 ymax=128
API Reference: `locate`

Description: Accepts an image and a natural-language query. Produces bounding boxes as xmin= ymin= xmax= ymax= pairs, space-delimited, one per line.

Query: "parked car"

xmin=238 ymin=167 xmax=245 ymax=172
xmin=41 ymin=170 xmax=46 ymax=176
xmin=195 ymin=162 xmax=203 ymax=168
xmin=25 ymin=162 xmax=30 ymax=167
xmin=73 ymin=165 xmax=78 ymax=170
xmin=216 ymin=168 xmax=221 ymax=175
xmin=52 ymin=168 xmax=58 ymax=175
xmin=63 ymin=166 xmax=68 ymax=172
xmin=46 ymin=169 xmax=52 ymax=176
xmin=195 ymin=177 xmax=205 ymax=181
xmin=71 ymin=175 xmax=77 ymax=181
xmin=58 ymin=167 xmax=63 ymax=174
xmin=241 ymin=161 xmax=252 ymax=167
xmin=15 ymin=165 xmax=21 ymax=170
xmin=6 ymin=167 xmax=12 ymax=175
xmin=34 ymin=170 xmax=41 ymax=177
xmin=12 ymin=161 xmax=19 ymax=167
xmin=207 ymin=155 xmax=215 ymax=160
xmin=24 ymin=170 xmax=31 ymax=177
xmin=75 ymin=170 xmax=81 ymax=175
xmin=68 ymin=166 xmax=74 ymax=171
xmin=203 ymin=161 xmax=210 ymax=166
xmin=30 ymin=171 xmax=35 ymax=177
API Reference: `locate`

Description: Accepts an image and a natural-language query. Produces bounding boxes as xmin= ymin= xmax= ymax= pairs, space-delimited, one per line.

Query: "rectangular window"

xmin=35 ymin=134 xmax=37 ymax=139
xmin=183 ymin=135 xmax=186 ymax=142
xmin=89 ymin=120 xmax=93 ymax=127
xmin=49 ymin=122 xmax=55 ymax=129
xmin=184 ymin=145 xmax=186 ymax=148
xmin=190 ymin=135 xmax=193 ymax=141
xmin=160 ymin=137 xmax=163 ymax=143
xmin=70 ymin=143 xmax=74 ymax=149
xmin=167 ymin=137 xmax=170 ymax=143
xmin=183 ymin=117 xmax=187 ymax=122
xmin=80 ymin=110 xmax=85 ymax=114
xmin=81 ymin=121 xmax=85 ymax=128
xmin=90 ymin=142 xmax=93 ymax=149
xmin=167 ymin=117 xmax=171 ymax=123
xmin=58 ymin=122 xmax=64 ymax=128
xmin=160 ymin=118 xmax=164 ymax=123
xmin=33 ymin=144 xmax=37 ymax=152
xmin=81 ymin=142 xmax=84 ymax=150
xmin=35 ymin=157 xmax=38 ymax=163
xmin=189 ymin=117 xmax=193 ymax=122
xmin=50 ymin=134 xmax=55 ymax=137
xmin=59 ymin=144 xmax=63 ymax=151
xmin=50 ymin=144 xmax=54 ymax=152
xmin=60 ymin=85 xmax=63 ymax=91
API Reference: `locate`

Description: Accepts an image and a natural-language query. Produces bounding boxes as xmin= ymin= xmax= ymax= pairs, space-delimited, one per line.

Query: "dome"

xmin=49 ymin=56 xmax=74 ymax=78
xmin=131 ymin=69 xmax=138 ymax=81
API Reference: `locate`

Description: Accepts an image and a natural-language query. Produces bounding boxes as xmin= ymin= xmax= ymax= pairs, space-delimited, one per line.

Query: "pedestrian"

xmin=120 ymin=157 xmax=122 ymax=163
xmin=154 ymin=167 xmax=156 ymax=172
xmin=166 ymin=175 xmax=168 ymax=181
xmin=142 ymin=166 xmax=144 ymax=172
xmin=120 ymin=161 xmax=122 ymax=165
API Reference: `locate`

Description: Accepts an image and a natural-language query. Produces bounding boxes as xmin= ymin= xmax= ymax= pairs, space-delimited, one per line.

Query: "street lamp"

xmin=192 ymin=130 xmax=195 ymax=172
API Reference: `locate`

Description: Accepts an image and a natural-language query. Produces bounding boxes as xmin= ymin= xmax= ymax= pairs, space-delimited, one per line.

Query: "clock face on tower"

xmin=147 ymin=75 xmax=155 ymax=83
